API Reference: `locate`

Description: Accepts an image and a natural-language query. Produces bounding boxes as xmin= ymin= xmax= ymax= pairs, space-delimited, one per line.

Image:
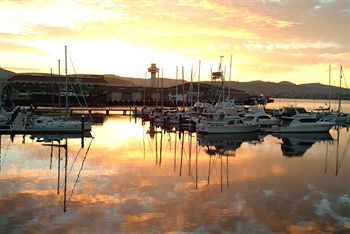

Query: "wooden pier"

xmin=35 ymin=106 xmax=142 ymax=116
xmin=68 ymin=106 xmax=141 ymax=116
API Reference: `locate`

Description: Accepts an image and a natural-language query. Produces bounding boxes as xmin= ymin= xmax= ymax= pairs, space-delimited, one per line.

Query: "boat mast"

xmin=182 ymin=66 xmax=185 ymax=109
xmin=58 ymin=60 xmax=61 ymax=110
xmin=328 ymin=65 xmax=331 ymax=110
xmin=220 ymin=56 xmax=224 ymax=102
xmin=197 ymin=60 xmax=201 ymax=102
xmin=228 ymin=55 xmax=232 ymax=101
xmin=190 ymin=65 xmax=193 ymax=106
xmin=176 ymin=66 xmax=178 ymax=106
xmin=65 ymin=45 xmax=68 ymax=116
xmin=143 ymin=71 xmax=147 ymax=106
xmin=156 ymin=70 xmax=159 ymax=108
xmin=0 ymin=80 xmax=2 ymax=110
xmin=161 ymin=68 xmax=164 ymax=110
xmin=338 ymin=65 xmax=342 ymax=113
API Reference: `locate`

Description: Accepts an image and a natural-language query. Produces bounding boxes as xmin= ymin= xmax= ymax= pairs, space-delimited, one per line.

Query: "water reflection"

xmin=272 ymin=132 xmax=334 ymax=157
xmin=198 ymin=132 xmax=263 ymax=156
xmin=1 ymin=116 xmax=350 ymax=233
xmin=28 ymin=133 xmax=93 ymax=212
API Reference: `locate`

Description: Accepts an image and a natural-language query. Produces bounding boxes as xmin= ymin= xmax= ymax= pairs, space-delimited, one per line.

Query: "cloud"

xmin=0 ymin=0 xmax=349 ymax=84
xmin=0 ymin=40 xmax=44 ymax=54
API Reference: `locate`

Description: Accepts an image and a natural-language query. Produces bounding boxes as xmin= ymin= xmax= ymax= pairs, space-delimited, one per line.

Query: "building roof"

xmin=8 ymin=73 xmax=108 ymax=84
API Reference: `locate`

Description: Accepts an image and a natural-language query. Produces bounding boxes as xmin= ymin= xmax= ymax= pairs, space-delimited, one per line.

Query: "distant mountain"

xmin=104 ymin=75 xmax=184 ymax=88
xmin=104 ymin=75 xmax=135 ymax=86
xmin=0 ymin=67 xmax=15 ymax=81
xmin=3 ymin=67 xmax=349 ymax=100
xmin=105 ymin=75 xmax=349 ymax=99
xmin=224 ymin=80 xmax=349 ymax=99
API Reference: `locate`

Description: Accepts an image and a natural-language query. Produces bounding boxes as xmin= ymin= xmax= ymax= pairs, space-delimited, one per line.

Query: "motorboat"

xmin=241 ymin=105 xmax=280 ymax=128
xmin=272 ymin=106 xmax=333 ymax=133
xmin=197 ymin=109 xmax=259 ymax=134
xmin=320 ymin=112 xmax=350 ymax=123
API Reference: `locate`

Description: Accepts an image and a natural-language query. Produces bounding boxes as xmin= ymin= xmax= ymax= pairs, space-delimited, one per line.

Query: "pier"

xmin=68 ymin=106 xmax=140 ymax=116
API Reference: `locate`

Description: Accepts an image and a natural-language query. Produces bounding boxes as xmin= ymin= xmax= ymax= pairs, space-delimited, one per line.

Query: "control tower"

xmin=147 ymin=63 xmax=159 ymax=88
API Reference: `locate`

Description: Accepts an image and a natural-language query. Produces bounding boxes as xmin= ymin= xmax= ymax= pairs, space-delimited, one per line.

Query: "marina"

xmin=0 ymin=99 xmax=349 ymax=233
xmin=1 ymin=1 xmax=350 ymax=232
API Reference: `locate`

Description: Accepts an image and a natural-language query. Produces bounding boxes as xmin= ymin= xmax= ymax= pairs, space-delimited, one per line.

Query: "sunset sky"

xmin=0 ymin=0 xmax=349 ymax=85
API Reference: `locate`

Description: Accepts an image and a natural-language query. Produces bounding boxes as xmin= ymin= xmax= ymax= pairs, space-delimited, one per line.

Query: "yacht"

xmin=272 ymin=106 xmax=333 ymax=133
xmin=197 ymin=109 xmax=259 ymax=134
xmin=241 ymin=105 xmax=280 ymax=128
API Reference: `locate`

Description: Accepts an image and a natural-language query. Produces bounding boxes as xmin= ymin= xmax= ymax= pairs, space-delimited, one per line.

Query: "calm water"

xmin=1 ymin=99 xmax=350 ymax=233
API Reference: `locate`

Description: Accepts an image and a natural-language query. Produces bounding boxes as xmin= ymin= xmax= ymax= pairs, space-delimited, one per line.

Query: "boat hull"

xmin=197 ymin=121 xmax=259 ymax=134
xmin=28 ymin=120 xmax=92 ymax=133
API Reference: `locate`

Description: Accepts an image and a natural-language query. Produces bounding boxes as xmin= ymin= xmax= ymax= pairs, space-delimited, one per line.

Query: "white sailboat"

xmin=28 ymin=46 xmax=92 ymax=133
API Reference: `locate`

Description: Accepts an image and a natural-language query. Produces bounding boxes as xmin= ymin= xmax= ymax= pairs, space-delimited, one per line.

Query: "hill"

xmin=105 ymin=75 xmax=349 ymax=99
xmin=0 ymin=67 xmax=15 ymax=81
xmin=225 ymin=80 xmax=349 ymax=99
xmin=104 ymin=75 xmax=184 ymax=87
xmin=2 ymin=67 xmax=349 ymax=99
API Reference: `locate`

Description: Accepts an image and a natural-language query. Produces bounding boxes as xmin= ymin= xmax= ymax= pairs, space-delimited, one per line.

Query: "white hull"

xmin=258 ymin=119 xmax=281 ymax=126
xmin=28 ymin=118 xmax=92 ymax=132
xmin=197 ymin=121 xmax=259 ymax=134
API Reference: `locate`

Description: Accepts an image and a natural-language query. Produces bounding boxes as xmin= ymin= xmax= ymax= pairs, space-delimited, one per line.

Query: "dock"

xmin=0 ymin=108 xmax=90 ymax=134
xmin=32 ymin=106 xmax=143 ymax=116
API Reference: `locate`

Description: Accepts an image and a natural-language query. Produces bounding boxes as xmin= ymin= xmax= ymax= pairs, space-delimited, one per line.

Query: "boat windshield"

xmin=281 ymin=119 xmax=293 ymax=127
xmin=296 ymin=108 xmax=308 ymax=114
xmin=299 ymin=118 xmax=317 ymax=123
xmin=244 ymin=116 xmax=254 ymax=121
xmin=257 ymin=116 xmax=270 ymax=119
xmin=281 ymin=108 xmax=296 ymax=117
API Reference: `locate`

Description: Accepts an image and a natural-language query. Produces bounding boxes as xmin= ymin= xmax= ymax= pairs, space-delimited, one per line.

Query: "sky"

xmin=0 ymin=0 xmax=349 ymax=85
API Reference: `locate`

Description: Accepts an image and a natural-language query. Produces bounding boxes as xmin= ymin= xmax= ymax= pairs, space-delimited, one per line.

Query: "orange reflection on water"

xmin=1 ymin=116 xmax=349 ymax=233
xmin=92 ymin=117 xmax=145 ymax=148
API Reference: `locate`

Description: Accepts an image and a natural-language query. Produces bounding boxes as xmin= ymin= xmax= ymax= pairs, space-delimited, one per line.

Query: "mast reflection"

xmin=31 ymin=133 xmax=93 ymax=212
xmin=146 ymin=125 xmax=264 ymax=191
xmin=198 ymin=132 xmax=262 ymax=191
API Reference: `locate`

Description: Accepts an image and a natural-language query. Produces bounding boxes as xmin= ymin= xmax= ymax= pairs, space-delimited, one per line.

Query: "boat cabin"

xmin=280 ymin=107 xmax=308 ymax=117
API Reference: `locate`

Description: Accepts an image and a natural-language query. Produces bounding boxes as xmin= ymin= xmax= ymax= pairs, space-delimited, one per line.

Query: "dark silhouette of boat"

xmin=272 ymin=132 xmax=333 ymax=157
xmin=198 ymin=132 xmax=262 ymax=156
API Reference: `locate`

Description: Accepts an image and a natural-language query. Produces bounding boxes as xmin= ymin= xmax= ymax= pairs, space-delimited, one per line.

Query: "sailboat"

xmin=321 ymin=66 xmax=350 ymax=123
xmin=27 ymin=46 xmax=92 ymax=133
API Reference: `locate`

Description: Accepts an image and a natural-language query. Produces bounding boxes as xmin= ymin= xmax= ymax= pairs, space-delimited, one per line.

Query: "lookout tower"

xmin=148 ymin=63 xmax=159 ymax=88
